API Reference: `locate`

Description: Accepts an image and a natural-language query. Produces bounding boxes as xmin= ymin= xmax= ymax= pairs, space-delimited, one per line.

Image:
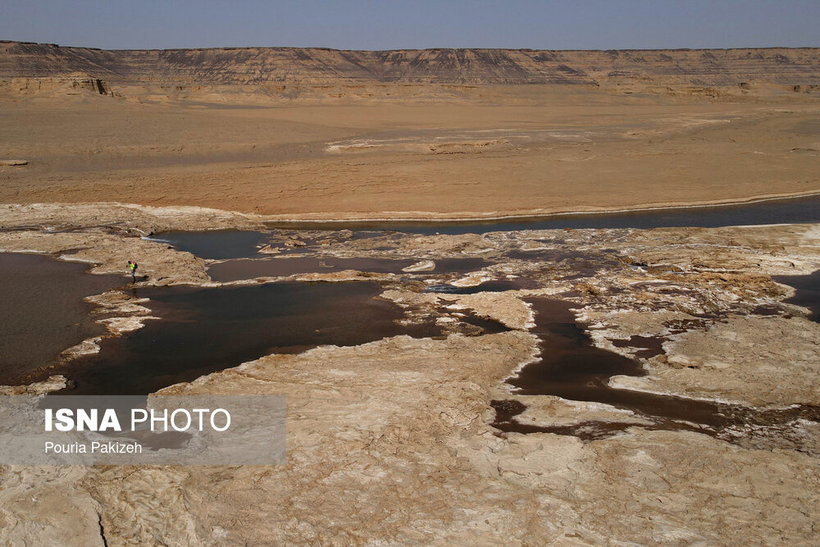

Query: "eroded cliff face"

xmin=2 ymin=41 xmax=818 ymax=90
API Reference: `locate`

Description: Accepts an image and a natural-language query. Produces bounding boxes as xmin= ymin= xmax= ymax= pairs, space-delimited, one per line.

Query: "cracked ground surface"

xmin=0 ymin=205 xmax=818 ymax=544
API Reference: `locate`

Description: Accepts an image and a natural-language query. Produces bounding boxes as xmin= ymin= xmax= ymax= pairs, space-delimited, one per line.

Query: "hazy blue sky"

xmin=2 ymin=0 xmax=818 ymax=50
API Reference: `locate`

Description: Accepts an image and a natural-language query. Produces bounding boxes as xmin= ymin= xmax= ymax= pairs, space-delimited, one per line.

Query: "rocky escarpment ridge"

xmin=1 ymin=40 xmax=818 ymax=88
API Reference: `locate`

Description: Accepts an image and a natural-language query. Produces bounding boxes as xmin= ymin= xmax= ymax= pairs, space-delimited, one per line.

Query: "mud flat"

xmin=0 ymin=202 xmax=818 ymax=544
xmin=1 ymin=74 xmax=819 ymax=220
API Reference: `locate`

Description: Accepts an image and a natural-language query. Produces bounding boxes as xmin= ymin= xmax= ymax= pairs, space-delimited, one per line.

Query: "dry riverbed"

xmin=0 ymin=203 xmax=818 ymax=544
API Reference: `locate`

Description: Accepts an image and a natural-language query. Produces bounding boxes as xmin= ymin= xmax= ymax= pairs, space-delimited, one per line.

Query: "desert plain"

xmin=0 ymin=42 xmax=819 ymax=544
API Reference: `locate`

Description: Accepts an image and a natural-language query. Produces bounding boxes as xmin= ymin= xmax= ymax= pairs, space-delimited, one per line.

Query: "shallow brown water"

xmin=424 ymin=278 xmax=537 ymax=294
xmin=50 ymin=281 xmax=441 ymax=395
xmin=0 ymin=253 xmax=123 ymax=384
xmin=775 ymin=270 xmax=820 ymax=322
xmin=494 ymin=298 xmax=819 ymax=443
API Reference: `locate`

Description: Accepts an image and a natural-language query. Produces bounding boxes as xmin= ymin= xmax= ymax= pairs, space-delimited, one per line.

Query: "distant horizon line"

xmin=3 ymin=39 xmax=819 ymax=54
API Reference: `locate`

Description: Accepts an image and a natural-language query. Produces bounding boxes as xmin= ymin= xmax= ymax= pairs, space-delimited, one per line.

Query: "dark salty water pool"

xmin=775 ymin=270 xmax=820 ymax=322
xmin=146 ymin=230 xmax=271 ymax=260
xmin=156 ymin=196 xmax=820 ymax=259
xmin=265 ymin=195 xmax=820 ymax=235
xmin=0 ymin=253 xmax=123 ymax=384
xmin=54 ymin=281 xmax=439 ymax=395
xmin=150 ymin=230 xmax=384 ymax=260
xmin=425 ymin=279 xmax=537 ymax=294
xmin=493 ymin=298 xmax=819 ymax=441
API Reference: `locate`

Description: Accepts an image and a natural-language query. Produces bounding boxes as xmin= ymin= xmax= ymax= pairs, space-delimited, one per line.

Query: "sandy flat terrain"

xmin=1 ymin=86 xmax=818 ymax=218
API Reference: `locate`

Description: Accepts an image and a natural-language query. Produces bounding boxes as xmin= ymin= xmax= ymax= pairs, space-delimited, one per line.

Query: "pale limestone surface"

xmin=0 ymin=205 xmax=818 ymax=544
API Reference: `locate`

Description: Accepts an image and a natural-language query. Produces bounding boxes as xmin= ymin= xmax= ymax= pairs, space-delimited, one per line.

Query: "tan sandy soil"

xmin=0 ymin=87 xmax=818 ymax=219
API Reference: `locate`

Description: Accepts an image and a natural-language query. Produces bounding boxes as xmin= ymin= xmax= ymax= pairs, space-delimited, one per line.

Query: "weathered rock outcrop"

xmin=1 ymin=40 xmax=818 ymax=88
xmin=0 ymin=204 xmax=818 ymax=544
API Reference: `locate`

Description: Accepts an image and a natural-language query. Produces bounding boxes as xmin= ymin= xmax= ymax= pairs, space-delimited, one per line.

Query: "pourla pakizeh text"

xmin=44 ymin=440 xmax=143 ymax=454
